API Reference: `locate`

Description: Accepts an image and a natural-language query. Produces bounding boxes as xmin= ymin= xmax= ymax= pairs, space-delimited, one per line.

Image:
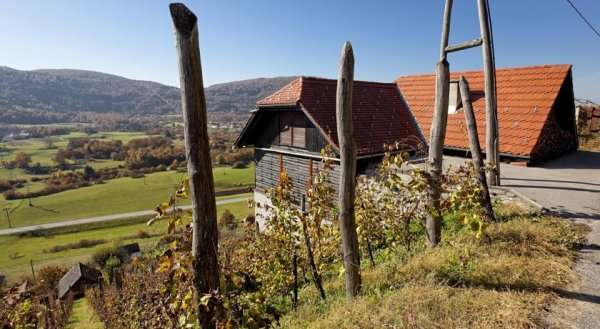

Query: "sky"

xmin=0 ymin=0 xmax=599 ymax=102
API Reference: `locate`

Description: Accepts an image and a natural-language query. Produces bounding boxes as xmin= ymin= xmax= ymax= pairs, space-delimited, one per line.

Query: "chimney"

xmin=448 ymin=80 xmax=462 ymax=114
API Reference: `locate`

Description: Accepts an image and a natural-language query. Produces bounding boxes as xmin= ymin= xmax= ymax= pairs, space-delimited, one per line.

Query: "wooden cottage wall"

xmin=255 ymin=149 xmax=341 ymax=205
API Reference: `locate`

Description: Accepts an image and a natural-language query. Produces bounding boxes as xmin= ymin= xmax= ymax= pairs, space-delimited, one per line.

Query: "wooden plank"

xmin=459 ymin=76 xmax=495 ymax=222
xmin=445 ymin=37 xmax=482 ymax=53
xmin=169 ymin=4 xmax=219 ymax=328
xmin=335 ymin=41 xmax=361 ymax=298
xmin=477 ymin=0 xmax=500 ymax=186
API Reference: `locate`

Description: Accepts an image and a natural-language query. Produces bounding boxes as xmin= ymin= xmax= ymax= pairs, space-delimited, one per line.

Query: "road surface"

xmin=0 ymin=196 xmax=250 ymax=236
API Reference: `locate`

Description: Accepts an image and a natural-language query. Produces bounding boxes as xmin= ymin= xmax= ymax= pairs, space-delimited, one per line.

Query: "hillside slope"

xmin=0 ymin=66 xmax=295 ymax=123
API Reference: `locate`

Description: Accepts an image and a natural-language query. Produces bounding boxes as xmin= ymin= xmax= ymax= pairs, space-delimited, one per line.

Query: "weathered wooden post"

xmin=426 ymin=0 xmax=453 ymax=248
xmin=459 ymin=76 xmax=495 ymax=222
xmin=336 ymin=41 xmax=361 ymax=298
xmin=477 ymin=0 xmax=500 ymax=186
xmin=170 ymin=3 xmax=219 ymax=328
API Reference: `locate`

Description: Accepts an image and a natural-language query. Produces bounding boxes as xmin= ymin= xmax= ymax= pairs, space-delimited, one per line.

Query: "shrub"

xmin=92 ymin=247 xmax=121 ymax=268
xmin=44 ymin=239 xmax=106 ymax=253
xmin=218 ymin=209 xmax=237 ymax=229
xmin=232 ymin=161 xmax=247 ymax=169
xmin=0 ymin=180 xmax=12 ymax=193
xmin=36 ymin=265 xmax=68 ymax=292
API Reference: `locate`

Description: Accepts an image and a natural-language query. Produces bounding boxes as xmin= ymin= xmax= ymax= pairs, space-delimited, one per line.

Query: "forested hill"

xmin=0 ymin=66 xmax=295 ymax=124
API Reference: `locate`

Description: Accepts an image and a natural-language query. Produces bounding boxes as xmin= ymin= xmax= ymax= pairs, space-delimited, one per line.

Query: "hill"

xmin=0 ymin=66 xmax=295 ymax=124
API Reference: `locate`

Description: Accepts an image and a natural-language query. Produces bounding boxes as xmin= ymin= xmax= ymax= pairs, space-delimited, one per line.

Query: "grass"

xmin=277 ymin=212 xmax=588 ymax=329
xmin=0 ymin=131 xmax=152 ymax=179
xmin=0 ymin=166 xmax=254 ymax=229
xmin=0 ymin=199 xmax=253 ymax=283
xmin=66 ymin=298 xmax=103 ymax=329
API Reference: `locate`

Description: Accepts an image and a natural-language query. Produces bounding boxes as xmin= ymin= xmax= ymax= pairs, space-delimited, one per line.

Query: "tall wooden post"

xmin=336 ymin=41 xmax=361 ymax=298
xmin=426 ymin=0 xmax=453 ymax=248
xmin=477 ymin=0 xmax=500 ymax=186
xmin=170 ymin=4 xmax=219 ymax=328
xmin=459 ymin=77 xmax=495 ymax=222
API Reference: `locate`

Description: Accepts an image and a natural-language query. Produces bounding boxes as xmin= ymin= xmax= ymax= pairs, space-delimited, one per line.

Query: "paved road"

xmin=0 ymin=196 xmax=250 ymax=236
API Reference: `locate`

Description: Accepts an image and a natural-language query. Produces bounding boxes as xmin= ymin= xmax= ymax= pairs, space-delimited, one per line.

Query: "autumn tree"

xmin=14 ymin=152 xmax=31 ymax=169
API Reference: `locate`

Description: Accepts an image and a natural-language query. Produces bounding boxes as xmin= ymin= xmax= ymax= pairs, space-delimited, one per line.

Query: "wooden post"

xmin=335 ymin=41 xmax=361 ymax=298
xmin=426 ymin=0 xmax=453 ymax=248
xmin=170 ymin=4 xmax=219 ymax=328
xmin=459 ymin=77 xmax=495 ymax=222
xmin=477 ymin=0 xmax=500 ymax=186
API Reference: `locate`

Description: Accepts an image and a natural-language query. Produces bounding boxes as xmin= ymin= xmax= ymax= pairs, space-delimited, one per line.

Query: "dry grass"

xmin=278 ymin=215 xmax=588 ymax=329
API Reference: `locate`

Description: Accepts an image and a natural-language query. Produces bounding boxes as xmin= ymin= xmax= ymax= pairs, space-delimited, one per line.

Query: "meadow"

xmin=0 ymin=198 xmax=252 ymax=283
xmin=0 ymin=166 xmax=253 ymax=229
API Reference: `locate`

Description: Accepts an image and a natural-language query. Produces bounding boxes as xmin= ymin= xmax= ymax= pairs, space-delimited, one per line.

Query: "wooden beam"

xmin=445 ymin=37 xmax=482 ymax=53
xmin=335 ymin=41 xmax=361 ymax=298
xmin=169 ymin=3 xmax=219 ymax=328
xmin=477 ymin=0 xmax=500 ymax=186
xmin=459 ymin=76 xmax=495 ymax=222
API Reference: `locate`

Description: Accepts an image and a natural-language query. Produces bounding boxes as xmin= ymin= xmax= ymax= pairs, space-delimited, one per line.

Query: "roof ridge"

xmin=395 ymin=64 xmax=572 ymax=80
xmin=299 ymin=76 xmax=397 ymax=87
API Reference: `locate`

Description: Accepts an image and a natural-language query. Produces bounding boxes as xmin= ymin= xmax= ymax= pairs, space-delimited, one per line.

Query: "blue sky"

xmin=1 ymin=0 xmax=599 ymax=101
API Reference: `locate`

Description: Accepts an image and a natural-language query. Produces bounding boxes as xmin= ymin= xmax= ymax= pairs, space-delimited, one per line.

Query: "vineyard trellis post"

xmin=335 ymin=41 xmax=361 ymax=298
xmin=459 ymin=76 xmax=495 ymax=222
xmin=427 ymin=0 xmax=499 ymax=246
xmin=477 ymin=0 xmax=500 ymax=186
xmin=426 ymin=0 xmax=452 ymax=248
xmin=170 ymin=3 xmax=220 ymax=328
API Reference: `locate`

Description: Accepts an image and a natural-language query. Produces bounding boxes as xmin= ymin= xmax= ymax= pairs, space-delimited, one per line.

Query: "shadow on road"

xmin=541 ymin=151 xmax=600 ymax=170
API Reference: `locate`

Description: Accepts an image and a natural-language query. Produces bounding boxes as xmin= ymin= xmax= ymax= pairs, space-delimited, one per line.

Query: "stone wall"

xmin=577 ymin=105 xmax=600 ymax=150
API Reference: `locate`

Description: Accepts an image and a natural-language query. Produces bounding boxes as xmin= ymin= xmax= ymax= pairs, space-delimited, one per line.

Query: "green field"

xmin=0 ymin=166 xmax=254 ymax=229
xmin=0 ymin=199 xmax=252 ymax=283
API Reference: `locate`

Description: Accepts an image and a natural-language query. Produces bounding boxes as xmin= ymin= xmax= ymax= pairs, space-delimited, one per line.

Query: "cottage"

xmin=396 ymin=64 xmax=578 ymax=163
xmin=57 ymin=263 xmax=102 ymax=299
xmin=235 ymin=77 xmax=426 ymax=225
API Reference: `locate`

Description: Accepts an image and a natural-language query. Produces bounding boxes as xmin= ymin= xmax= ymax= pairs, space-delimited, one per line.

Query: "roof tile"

xmin=396 ymin=64 xmax=571 ymax=156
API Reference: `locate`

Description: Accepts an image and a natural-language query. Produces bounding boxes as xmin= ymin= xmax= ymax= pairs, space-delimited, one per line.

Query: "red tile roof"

xmin=257 ymin=77 xmax=425 ymax=156
xmin=396 ymin=64 xmax=572 ymax=157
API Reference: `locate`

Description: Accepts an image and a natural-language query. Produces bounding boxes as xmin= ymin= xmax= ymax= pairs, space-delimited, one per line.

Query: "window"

xmin=278 ymin=112 xmax=306 ymax=148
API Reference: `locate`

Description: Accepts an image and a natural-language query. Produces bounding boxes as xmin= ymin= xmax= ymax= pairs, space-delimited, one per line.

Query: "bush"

xmin=92 ymin=247 xmax=121 ymax=268
xmin=232 ymin=161 xmax=248 ymax=169
xmin=36 ymin=265 xmax=68 ymax=292
xmin=0 ymin=180 xmax=12 ymax=193
xmin=44 ymin=239 xmax=106 ymax=253
xmin=218 ymin=209 xmax=237 ymax=229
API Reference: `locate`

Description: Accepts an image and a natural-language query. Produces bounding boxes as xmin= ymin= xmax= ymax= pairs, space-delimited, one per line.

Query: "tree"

xmin=14 ymin=152 xmax=31 ymax=169
xmin=83 ymin=165 xmax=96 ymax=181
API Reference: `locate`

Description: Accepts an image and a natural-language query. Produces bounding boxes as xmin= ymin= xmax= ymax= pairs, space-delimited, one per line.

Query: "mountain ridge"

xmin=0 ymin=66 xmax=296 ymax=124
